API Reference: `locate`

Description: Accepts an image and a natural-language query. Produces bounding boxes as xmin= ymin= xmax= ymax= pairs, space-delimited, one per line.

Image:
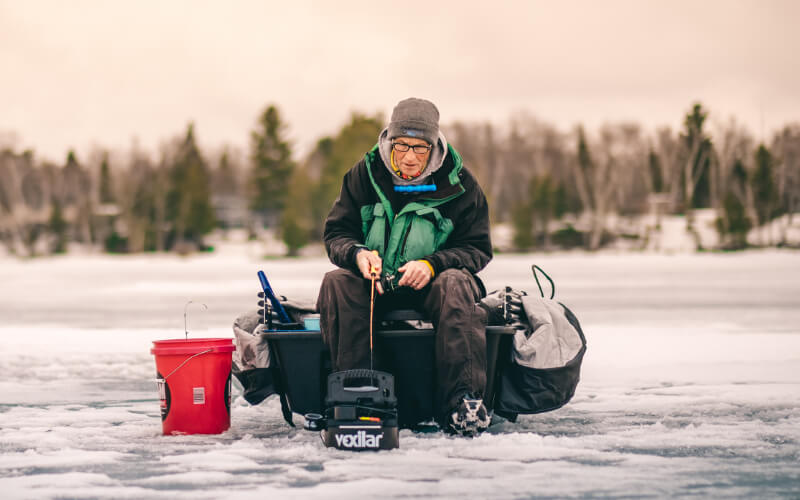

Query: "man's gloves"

xmin=478 ymin=290 xmax=508 ymax=324
xmin=479 ymin=288 xmax=528 ymax=333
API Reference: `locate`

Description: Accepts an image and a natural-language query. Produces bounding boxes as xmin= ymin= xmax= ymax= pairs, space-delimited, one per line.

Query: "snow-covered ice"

xmin=1 ymin=251 xmax=799 ymax=499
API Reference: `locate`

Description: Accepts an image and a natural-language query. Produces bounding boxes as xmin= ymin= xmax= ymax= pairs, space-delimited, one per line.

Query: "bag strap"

xmin=531 ymin=264 xmax=555 ymax=299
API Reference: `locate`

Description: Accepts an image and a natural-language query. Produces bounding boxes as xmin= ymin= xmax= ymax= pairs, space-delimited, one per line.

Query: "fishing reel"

xmin=378 ymin=273 xmax=400 ymax=294
xmin=375 ymin=272 xmax=423 ymax=294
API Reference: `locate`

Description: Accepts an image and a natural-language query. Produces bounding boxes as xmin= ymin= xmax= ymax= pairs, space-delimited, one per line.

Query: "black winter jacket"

xmin=323 ymin=144 xmax=492 ymax=277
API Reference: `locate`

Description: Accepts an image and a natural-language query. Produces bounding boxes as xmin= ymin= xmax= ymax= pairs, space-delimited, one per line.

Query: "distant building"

xmin=212 ymin=194 xmax=249 ymax=229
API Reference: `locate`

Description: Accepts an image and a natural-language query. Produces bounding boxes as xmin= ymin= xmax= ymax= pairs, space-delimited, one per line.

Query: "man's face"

xmin=392 ymin=137 xmax=431 ymax=178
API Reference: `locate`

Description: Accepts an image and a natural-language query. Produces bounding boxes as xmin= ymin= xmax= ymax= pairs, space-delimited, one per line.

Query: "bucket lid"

xmin=151 ymin=337 xmax=235 ymax=355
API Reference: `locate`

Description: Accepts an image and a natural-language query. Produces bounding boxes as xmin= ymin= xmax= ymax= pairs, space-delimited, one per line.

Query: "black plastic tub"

xmin=263 ymin=317 xmax=515 ymax=428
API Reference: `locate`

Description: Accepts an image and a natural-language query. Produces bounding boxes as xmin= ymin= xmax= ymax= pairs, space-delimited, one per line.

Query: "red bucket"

xmin=151 ymin=338 xmax=235 ymax=435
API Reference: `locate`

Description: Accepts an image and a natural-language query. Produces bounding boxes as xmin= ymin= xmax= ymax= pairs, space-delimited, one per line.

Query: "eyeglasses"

xmin=392 ymin=142 xmax=432 ymax=155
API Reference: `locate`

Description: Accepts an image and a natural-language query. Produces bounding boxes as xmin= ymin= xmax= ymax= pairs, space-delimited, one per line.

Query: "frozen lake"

xmin=1 ymin=250 xmax=799 ymax=499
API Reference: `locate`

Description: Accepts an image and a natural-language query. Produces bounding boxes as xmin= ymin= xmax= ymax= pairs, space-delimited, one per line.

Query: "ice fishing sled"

xmin=232 ymin=266 xmax=587 ymax=430
xmin=260 ymin=309 xmax=516 ymax=429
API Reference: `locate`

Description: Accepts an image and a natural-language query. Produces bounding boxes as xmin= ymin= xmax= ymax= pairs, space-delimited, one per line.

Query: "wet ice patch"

xmin=159 ymin=449 xmax=261 ymax=472
xmin=0 ymin=448 xmax=127 ymax=471
xmin=134 ymin=471 xmax=238 ymax=487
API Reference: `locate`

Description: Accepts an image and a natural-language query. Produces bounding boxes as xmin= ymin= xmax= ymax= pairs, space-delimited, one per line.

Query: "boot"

xmin=448 ymin=393 xmax=490 ymax=437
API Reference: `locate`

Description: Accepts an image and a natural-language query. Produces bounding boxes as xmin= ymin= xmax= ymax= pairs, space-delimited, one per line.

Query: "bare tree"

xmin=0 ymin=151 xmax=53 ymax=256
xmin=484 ymin=123 xmax=508 ymax=221
xmin=114 ymin=145 xmax=160 ymax=253
xmin=609 ymin=123 xmax=649 ymax=215
xmin=771 ymin=124 xmax=800 ymax=244
xmin=713 ymin=119 xmax=754 ymax=202
xmin=57 ymin=152 xmax=94 ymax=246
xmin=650 ymin=127 xmax=683 ymax=214
xmin=712 ymin=119 xmax=757 ymax=245
xmin=571 ymin=126 xmax=622 ymax=249
xmin=680 ymin=104 xmax=713 ymax=249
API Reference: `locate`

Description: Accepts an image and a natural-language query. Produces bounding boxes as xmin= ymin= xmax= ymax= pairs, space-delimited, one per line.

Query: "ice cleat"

xmin=448 ymin=394 xmax=490 ymax=437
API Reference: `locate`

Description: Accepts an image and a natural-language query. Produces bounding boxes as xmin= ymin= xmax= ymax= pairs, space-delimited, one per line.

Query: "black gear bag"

xmin=492 ymin=266 xmax=587 ymax=421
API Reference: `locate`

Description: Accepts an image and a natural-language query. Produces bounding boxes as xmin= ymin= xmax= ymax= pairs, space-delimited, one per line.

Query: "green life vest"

xmin=359 ymin=144 xmax=465 ymax=281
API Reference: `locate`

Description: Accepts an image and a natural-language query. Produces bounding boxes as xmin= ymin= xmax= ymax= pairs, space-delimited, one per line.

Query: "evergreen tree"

xmin=61 ymin=149 xmax=94 ymax=244
xmin=648 ymin=149 xmax=664 ymax=193
xmin=677 ymin=103 xmax=714 ymax=249
xmin=553 ymin=183 xmax=571 ymax=219
xmin=532 ymin=174 xmax=559 ymax=248
xmin=715 ymin=191 xmax=751 ymax=249
xmin=122 ymin=153 xmax=166 ymax=253
xmin=510 ymin=174 xmax=566 ymax=251
xmin=576 ymin=127 xmax=594 ymax=209
xmin=681 ymin=104 xmax=713 ymax=209
xmin=130 ymin=163 xmax=158 ymax=251
xmin=511 ymin=200 xmax=534 ymax=251
xmin=715 ymin=159 xmax=752 ymax=249
xmin=280 ymin=168 xmax=313 ymax=256
xmin=249 ymin=105 xmax=294 ymax=226
xmin=307 ymin=137 xmax=335 ymax=239
xmin=751 ymin=144 xmax=780 ymax=225
xmin=312 ymin=112 xmax=383 ymax=241
xmin=731 ymin=158 xmax=748 ymax=188
xmin=48 ymin=198 xmax=68 ymax=253
xmin=99 ymin=154 xmax=115 ymax=204
xmin=317 ymin=112 xmax=384 ymax=219
xmin=166 ymin=123 xmax=215 ymax=249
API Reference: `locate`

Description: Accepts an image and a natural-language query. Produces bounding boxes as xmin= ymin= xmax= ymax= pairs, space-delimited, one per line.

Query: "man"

xmin=317 ymin=97 xmax=494 ymax=436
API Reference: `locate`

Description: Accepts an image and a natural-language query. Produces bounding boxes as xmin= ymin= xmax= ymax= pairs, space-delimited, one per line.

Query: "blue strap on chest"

xmin=394 ymin=184 xmax=437 ymax=193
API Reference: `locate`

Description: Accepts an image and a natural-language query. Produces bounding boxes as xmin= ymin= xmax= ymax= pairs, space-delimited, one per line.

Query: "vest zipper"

xmin=383 ymin=217 xmax=390 ymax=252
xmin=399 ymin=219 xmax=413 ymax=258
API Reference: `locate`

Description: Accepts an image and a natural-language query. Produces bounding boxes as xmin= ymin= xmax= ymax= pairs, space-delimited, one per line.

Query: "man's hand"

xmin=356 ymin=249 xmax=384 ymax=294
xmin=397 ymin=260 xmax=433 ymax=290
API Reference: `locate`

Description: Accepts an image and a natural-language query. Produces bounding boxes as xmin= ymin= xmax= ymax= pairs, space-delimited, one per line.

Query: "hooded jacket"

xmin=323 ymin=142 xmax=492 ymax=281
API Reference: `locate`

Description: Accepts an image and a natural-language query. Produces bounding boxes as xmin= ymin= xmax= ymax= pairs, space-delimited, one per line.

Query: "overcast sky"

xmin=1 ymin=0 xmax=798 ymax=164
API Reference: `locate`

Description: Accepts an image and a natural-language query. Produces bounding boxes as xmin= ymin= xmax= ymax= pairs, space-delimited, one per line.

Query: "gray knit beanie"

xmin=387 ymin=98 xmax=440 ymax=146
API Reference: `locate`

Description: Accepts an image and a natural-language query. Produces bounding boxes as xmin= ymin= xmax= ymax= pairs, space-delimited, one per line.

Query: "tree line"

xmin=0 ymin=102 xmax=798 ymax=257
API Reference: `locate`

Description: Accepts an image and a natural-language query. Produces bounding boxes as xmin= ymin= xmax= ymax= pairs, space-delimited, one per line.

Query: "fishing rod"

xmin=369 ymin=252 xmax=378 ymax=372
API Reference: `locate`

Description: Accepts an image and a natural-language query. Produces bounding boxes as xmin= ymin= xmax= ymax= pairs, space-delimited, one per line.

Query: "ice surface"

xmin=1 ymin=251 xmax=799 ymax=498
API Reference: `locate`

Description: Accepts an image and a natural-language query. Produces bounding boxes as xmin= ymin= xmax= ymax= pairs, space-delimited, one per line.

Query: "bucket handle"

xmin=162 ymin=348 xmax=213 ymax=380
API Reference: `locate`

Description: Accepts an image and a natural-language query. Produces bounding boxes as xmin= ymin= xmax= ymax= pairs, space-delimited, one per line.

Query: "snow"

xmin=1 ymin=251 xmax=799 ymax=498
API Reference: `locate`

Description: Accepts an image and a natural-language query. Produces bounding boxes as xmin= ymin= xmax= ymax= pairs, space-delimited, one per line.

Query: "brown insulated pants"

xmin=317 ymin=267 xmax=487 ymax=418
